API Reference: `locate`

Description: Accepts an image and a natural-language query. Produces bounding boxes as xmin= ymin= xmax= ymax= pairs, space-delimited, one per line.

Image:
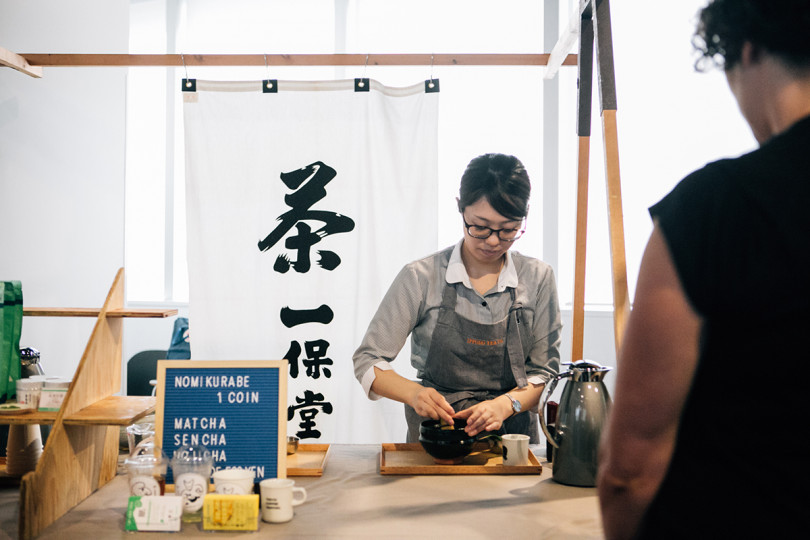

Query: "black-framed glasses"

xmin=463 ymin=218 xmax=525 ymax=242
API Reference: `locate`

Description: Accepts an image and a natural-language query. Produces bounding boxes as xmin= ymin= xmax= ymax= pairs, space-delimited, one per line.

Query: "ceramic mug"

xmin=259 ymin=478 xmax=307 ymax=523
xmin=213 ymin=467 xmax=255 ymax=494
xmin=502 ymin=433 xmax=530 ymax=466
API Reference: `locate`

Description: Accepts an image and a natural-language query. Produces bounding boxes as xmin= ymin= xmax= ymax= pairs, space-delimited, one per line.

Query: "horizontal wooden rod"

xmin=19 ymin=53 xmax=577 ymax=68
xmin=23 ymin=307 xmax=178 ymax=318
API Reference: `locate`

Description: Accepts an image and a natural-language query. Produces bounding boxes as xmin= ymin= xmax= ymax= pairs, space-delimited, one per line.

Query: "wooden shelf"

xmin=0 ymin=396 xmax=154 ymax=427
xmin=62 ymin=396 xmax=155 ymax=426
xmin=14 ymin=268 xmax=175 ymax=540
xmin=0 ymin=410 xmax=57 ymax=425
xmin=23 ymin=307 xmax=177 ymax=318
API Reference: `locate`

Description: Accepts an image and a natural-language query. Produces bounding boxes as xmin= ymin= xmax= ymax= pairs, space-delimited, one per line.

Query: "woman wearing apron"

xmin=353 ymin=153 xmax=561 ymax=442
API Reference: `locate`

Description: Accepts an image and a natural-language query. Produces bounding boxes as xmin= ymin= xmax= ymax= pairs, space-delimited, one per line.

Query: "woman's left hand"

xmin=453 ymin=397 xmax=511 ymax=436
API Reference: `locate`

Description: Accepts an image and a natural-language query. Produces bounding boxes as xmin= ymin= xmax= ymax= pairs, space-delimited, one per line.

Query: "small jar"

xmin=16 ymin=379 xmax=43 ymax=410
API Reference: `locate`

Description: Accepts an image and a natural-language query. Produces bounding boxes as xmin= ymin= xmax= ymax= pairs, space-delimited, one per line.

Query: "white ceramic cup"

xmin=259 ymin=478 xmax=307 ymax=523
xmin=213 ymin=467 xmax=255 ymax=494
xmin=502 ymin=433 xmax=530 ymax=466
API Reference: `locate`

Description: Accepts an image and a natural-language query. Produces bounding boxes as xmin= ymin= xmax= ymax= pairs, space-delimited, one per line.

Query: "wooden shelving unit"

xmin=0 ymin=268 xmax=176 ymax=540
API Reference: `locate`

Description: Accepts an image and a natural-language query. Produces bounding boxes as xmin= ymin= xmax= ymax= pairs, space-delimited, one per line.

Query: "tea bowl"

xmin=418 ymin=419 xmax=476 ymax=464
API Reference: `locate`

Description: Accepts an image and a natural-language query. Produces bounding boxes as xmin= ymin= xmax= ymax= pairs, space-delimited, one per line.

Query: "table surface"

xmin=25 ymin=444 xmax=604 ymax=539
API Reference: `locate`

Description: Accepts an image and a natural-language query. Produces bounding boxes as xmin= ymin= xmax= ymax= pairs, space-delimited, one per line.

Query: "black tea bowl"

xmin=419 ymin=419 xmax=476 ymax=464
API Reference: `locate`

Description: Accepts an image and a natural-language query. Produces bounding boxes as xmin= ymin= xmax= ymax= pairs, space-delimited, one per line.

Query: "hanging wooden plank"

xmin=0 ymin=46 xmax=42 ymax=78
xmin=18 ymin=53 xmax=577 ymax=68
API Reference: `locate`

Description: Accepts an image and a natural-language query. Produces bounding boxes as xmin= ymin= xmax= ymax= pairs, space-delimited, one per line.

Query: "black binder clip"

xmin=262 ymin=79 xmax=278 ymax=93
xmin=425 ymin=79 xmax=440 ymax=93
xmin=354 ymin=78 xmax=370 ymax=92
xmin=181 ymin=78 xmax=196 ymax=92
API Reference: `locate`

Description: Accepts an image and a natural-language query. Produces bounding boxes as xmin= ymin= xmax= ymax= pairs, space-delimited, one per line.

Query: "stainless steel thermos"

xmin=20 ymin=347 xmax=45 ymax=379
xmin=539 ymin=359 xmax=612 ymax=487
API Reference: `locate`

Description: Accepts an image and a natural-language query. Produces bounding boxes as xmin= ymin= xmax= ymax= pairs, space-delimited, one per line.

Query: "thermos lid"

xmin=564 ymin=359 xmax=612 ymax=382
xmin=20 ymin=347 xmax=41 ymax=366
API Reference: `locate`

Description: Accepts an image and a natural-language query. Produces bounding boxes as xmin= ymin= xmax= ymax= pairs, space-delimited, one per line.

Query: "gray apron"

xmin=405 ymin=280 xmax=540 ymax=443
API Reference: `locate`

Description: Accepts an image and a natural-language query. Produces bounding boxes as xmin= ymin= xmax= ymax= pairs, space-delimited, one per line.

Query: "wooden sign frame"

xmin=155 ymin=360 xmax=288 ymax=482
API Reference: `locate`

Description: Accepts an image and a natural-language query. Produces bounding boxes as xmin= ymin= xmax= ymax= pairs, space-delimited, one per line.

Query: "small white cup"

xmin=260 ymin=478 xmax=307 ymax=523
xmin=213 ymin=467 xmax=255 ymax=494
xmin=502 ymin=433 xmax=530 ymax=466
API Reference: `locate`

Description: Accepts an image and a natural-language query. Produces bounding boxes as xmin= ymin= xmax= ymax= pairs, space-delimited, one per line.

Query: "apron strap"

xmin=506 ymin=304 xmax=528 ymax=388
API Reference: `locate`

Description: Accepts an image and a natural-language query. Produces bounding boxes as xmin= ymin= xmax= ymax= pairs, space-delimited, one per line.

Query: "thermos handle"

xmin=539 ymin=372 xmax=568 ymax=449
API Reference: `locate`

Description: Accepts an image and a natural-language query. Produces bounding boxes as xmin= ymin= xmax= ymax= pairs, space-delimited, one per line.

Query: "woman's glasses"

xmin=463 ymin=218 xmax=525 ymax=242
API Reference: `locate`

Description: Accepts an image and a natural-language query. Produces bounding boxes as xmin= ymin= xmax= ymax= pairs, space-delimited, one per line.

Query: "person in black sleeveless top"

xmin=598 ymin=1 xmax=810 ymax=538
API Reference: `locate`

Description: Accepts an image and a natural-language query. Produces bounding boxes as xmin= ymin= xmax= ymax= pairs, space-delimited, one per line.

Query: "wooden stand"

xmin=556 ymin=0 xmax=629 ymax=361
xmin=0 ymin=268 xmax=176 ymax=540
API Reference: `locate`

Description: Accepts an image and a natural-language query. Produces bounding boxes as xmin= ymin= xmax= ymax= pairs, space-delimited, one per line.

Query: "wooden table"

xmin=16 ymin=444 xmax=604 ymax=539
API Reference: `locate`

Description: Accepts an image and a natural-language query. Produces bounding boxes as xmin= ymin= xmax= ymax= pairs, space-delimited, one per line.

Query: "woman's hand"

xmin=409 ymin=386 xmax=456 ymax=426
xmin=453 ymin=396 xmax=512 ymax=436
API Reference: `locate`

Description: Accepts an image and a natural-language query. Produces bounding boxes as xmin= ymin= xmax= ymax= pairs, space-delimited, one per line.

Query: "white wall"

xmin=0 ymin=0 xmax=131 ymax=381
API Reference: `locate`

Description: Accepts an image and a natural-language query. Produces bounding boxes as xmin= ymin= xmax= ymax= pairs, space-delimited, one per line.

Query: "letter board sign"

xmin=155 ymin=360 xmax=288 ymax=484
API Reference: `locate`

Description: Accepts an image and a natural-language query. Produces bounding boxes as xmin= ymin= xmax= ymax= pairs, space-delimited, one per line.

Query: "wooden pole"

xmin=593 ymin=0 xmax=630 ymax=353
xmin=571 ymin=12 xmax=595 ymax=363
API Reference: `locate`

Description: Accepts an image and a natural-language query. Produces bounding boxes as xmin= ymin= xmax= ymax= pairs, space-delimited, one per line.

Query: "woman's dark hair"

xmin=457 ymin=153 xmax=531 ymax=221
xmin=693 ymin=0 xmax=810 ymax=72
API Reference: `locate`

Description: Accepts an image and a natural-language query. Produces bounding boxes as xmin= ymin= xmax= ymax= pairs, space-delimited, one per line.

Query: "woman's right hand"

xmin=410 ymin=386 xmax=456 ymax=426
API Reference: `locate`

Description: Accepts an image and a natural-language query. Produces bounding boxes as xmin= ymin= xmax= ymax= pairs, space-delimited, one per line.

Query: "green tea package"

xmin=0 ymin=281 xmax=6 ymax=403
xmin=1 ymin=281 xmax=23 ymax=402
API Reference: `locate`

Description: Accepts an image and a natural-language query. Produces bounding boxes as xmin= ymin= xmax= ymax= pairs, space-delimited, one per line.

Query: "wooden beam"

xmin=572 ymin=135 xmax=590 ymax=363
xmin=0 ymin=46 xmax=43 ymax=78
xmin=602 ymin=109 xmax=630 ymax=350
xmin=19 ymin=53 xmax=577 ymax=68
xmin=593 ymin=0 xmax=629 ymax=351
xmin=571 ymin=10 xmax=594 ymax=363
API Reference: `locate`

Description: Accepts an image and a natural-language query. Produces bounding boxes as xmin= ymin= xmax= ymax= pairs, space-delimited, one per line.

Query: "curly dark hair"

xmin=457 ymin=153 xmax=531 ymax=221
xmin=693 ymin=0 xmax=810 ymax=71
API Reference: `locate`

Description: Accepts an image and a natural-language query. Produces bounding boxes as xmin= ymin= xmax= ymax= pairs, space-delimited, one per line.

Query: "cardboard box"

xmin=125 ymin=496 xmax=182 ymax=532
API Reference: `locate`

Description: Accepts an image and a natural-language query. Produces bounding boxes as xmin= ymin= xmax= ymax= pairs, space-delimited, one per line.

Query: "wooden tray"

xmin=379 ymin=443 xmax=542 ymax=475
xmin=287 ymin=443 xmax=331 ymax=477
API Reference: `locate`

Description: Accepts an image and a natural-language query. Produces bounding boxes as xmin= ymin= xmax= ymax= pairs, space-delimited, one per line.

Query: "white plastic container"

xmin=38 ymin=378 xmax=71 ymax=411
xmin=16 ymin=378 xmax=43 ymax=410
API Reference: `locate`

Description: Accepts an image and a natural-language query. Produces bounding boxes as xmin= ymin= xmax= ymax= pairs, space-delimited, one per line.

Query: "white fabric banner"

xmin=183 ymin=79 xmax=438 ymax=443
